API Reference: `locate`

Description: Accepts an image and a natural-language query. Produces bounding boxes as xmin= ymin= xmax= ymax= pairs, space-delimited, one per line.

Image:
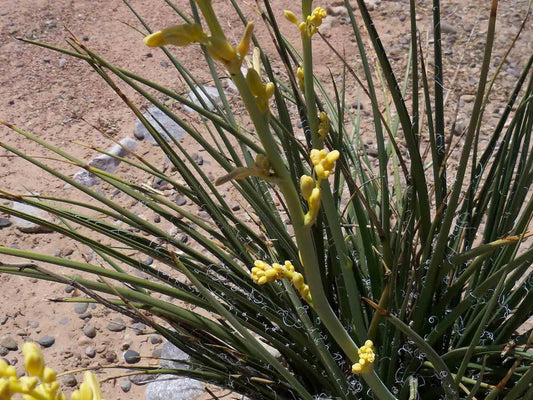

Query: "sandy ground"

xmin=0 ymin=0 xmax=531 ymax=399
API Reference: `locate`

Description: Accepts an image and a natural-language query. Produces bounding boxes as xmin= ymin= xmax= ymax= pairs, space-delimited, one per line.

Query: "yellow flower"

xmin=300 ymin=175 xmax=315 ymax=200
xmin=22 ymin=342 xmax=45 ymax=378
xmin=143 ymin=23 xmax=205 ymax=47
xmin=284 ymin=10 xmax=298 ymax=25
xmin=304 ymin=187 xmax=321 ymax=227
xmin=310 ymin=149 xmax=340 ymax=181
xmin=352 ymin=340 xmax=376 ymax=375
xmin=237 ymin=23 xmax=254 ymax=57
xmin=71 ymin=372 xmax=102 ymax=400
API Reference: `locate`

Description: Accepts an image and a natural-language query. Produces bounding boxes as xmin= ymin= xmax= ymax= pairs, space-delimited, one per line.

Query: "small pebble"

xmin=124 ymin=349 xmax=141 ymax=364
xmin=0 ymin=347 xmax=8 ymax=357
xmin=59 ymin=58 xmax=67 ymax=68
xmin=174 ymin=196 xmax=187 ymax=206
xmin=78 ymin=311 xmax=92 ymax=320
xmin=74 ymin=303 xmax=89 ymax=315
xmin=83 ymin=325 xmax=97 ymax=339
xmin=153 ymin=214 xmax=161 ymax=223
xmin=0 ymin=336 xmax=17 ymax=351
xmin=160 ymin=60 xmax=169 ymax=68
xmin=104 ymin=351 xmax=117 ymax=363
xmin=120 ymin=379 xmax=132 ymax=392
xmin=82 ymin=35 xmax=89 ymax=41
xmin=64 ymin=285 xmax=75 ymax=294
xmin=144 ymin=257 xmax=153 ymax=266
xmin=131 ymin=322 xmax=146 ymax=335
xmin=62 ymin=374 xmax=77 ymax=387
xmin=85 ymin=346 xmax=96 ymax=358
xmin=0 ymin=218 xmax=12 ymax=228
xmin=149 ymin=334 xmax=163 ymax=345
xmin=107 ymin=318 xmax=126 ymax=332
xmin=38 ymin=336 xmax=55 ymax=348
xmin=0 ymin=317 xmax=7 ymax=325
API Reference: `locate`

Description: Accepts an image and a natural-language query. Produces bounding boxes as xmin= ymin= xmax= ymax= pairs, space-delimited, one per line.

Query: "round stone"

xmin=123 ymin=349 xmax=140 ymax=364
xmin=37 ymin=336 xmax=55 ymax=348
xmin=104 ymin=351 xmax=117 ymax=363
xmin=0 ymin=218 xmax=12 ymax=228
xmin=120 ymin=379 xmax=132 ymax=392
xmin=107 ymin=318 xmax=126 ymax=332
xmin=74 ymin=303 xmax=89 ymax=315
xmin=85 ymin=346 xmax=96 ymax=358
xmin=149 ymin=334 xmax=163 ymax=345
xmin=62 ymin=374 xmax=77 ymax=387
xmin=0 ymin=336 xmax=17 ymax=351
xmin=0 ymin=347 xmax=8 ymax=357
xmin=82 ymin=325 xmax=97 ymax=339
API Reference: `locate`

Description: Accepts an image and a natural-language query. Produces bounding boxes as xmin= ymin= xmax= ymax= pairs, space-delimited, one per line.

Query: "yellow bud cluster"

xmin=0 ymin=342 xmax=102 ymax=400
xmin=251 ymin=260 xmax=312 ymax=303
xmin=351 ymin=340 xmax=376 ymax=375
xmin=310 ymin=148 xmax=340 ymax=182
xmin=284 ymin=7 xmax=327 ymax=37
xmin=318 ymin=111 xmax=330 ymax=138
xmin=246 ymin=68 xmax=275 ymax=112
xmin=300 ymin=148 xmax=340 ymax=226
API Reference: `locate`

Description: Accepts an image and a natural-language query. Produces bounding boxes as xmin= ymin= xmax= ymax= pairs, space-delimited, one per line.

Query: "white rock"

xmin=144 ymin=375 xmax=203 ymax=400
xmin=134 ymin=107 xmax=187 ymax=144
xmin=184 ymin=86 xmax=222 ymax=113
xmin=12 ymin=200 xmax=54 ymax=233
xmin=159 ymin=341 xmax=190 ymax=369
xmin=73 ymin=137 xmax=138 ymax=187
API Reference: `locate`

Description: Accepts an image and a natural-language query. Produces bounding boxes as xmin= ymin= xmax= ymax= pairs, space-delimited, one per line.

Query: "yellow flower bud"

xmin=257 ymin=276 xmax=267 ymax=285
xmin=264 ymin=268 xmax=278 ymax=281
xmin=207 ymin=36 xmax=237 ymax=63
xmin=143 ymin=23 xmax=205 ymax=47
xmin=284 ymin=10 xmax=299 ymax=25
xmin=42 ymin=367 xmax=56 ymax=383
xmin=300 ymin=175 xmax=315 ymax=200
xmin=292 ymin=272 xmax=304 ymax=289
xmin=246 ymin=68 xmax=266 ymax=98
xmin=264 ymin=82 xmax=275 ymax=99
xmin=23 ymin=342 xmax=45 ymax=378
xmin=237 ymin=22 xmax=254 ymax=57
xmin=19 ymin=376 xmax=39 ymax=392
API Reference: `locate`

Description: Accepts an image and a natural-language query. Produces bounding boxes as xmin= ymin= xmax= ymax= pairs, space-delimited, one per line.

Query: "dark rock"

xmin=104 ymin=351 xmax=117 ymax=363
xmin=124 ymin=349 xmax=141 ymax=364
xmin=0 ymin=218 xmax=11 ymax=228
xmin=85 ymin=346 xmax=96 ymax=358
xmin=0 ymin=347 xmax=9 ymax=357
xmin=174 ymin=196 xmax=187 ymax=206
xmin=62 ymin=374 xmax=78 ymax=387
xmin=149 ymin=334 xmax=163 ymax=345
xmin=37 ymin=336 xmax=55 ymax=348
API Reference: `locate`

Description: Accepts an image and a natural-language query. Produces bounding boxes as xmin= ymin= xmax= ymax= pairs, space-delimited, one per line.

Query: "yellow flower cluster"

xmin=284 ymin=7 xmax=327 ymax=37
xmin=0 ymin=343 xmax=102 ymax=400
xmin=300 ymin=148 xmax=340 ymax=226
xmin=351 ymin=340 xmax=376 ymax=375
xmin=251 ymin=260 xmax=312 ymax=303
xmin=144 ymin=19 xmax=253 ymax=74
xmin=310 ymin=148 xmax=340 ymax=182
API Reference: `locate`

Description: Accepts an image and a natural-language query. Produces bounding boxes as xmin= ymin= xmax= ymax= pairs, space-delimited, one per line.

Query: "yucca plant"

xmin=1 ymin=0 xmax=532 ymax=399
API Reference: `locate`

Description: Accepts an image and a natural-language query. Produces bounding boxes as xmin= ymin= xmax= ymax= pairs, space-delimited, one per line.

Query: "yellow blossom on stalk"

xmin=251 ymin=260 xmax=312 ymax=303
xmin=304 ymin=187 xmax=321 ymax=226
xmin=300 ymin=175 xmax=315 ymax=200
xmin=352 ymin=340 xmax=376 ymax=375
xmin=0 ymin=343 xmax=102 ymax=400
xmin=284 ymin=7 xmax=327 ymax=37
xmin=318 ymin=111 xmax=330 ymax=138
xmin=246 ymin=63 xmax=275 ymax=113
